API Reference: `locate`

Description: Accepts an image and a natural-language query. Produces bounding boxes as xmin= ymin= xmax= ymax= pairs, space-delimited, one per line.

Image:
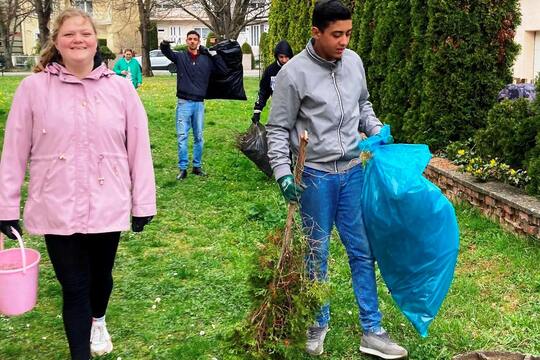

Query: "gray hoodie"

xmin=267 ymin=39 xmax=383 ymax=180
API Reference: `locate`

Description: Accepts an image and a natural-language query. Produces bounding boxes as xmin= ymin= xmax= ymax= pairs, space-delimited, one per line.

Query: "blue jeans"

xmin=300 ymin=164 xmax=382 ymax=332
xmin=176 ymin=99 xmax=204 ymax=170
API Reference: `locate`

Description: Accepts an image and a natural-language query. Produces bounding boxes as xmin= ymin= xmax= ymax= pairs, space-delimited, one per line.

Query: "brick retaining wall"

xmin=425 ymin=158 xmax=540 ymax=240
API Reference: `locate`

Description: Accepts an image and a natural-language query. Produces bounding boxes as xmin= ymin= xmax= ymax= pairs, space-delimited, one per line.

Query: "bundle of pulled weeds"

xmin=230 ymin=132 xmax=328 ymax=359
xmin=230 ymin=227 xmax=327 ymax=359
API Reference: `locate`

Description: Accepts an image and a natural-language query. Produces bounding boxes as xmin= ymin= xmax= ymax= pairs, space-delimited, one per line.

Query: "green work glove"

xmin=277 ymin=175 xmax=305 ymax=203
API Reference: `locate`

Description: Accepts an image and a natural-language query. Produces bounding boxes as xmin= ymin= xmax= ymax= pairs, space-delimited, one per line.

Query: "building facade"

xmin=17 ymin=0 xmax=142 ymax=60
xmin=512 ymin=0 xmax=540 ymax=82
xmin=152 ymin=4 xmax=268 ymax=58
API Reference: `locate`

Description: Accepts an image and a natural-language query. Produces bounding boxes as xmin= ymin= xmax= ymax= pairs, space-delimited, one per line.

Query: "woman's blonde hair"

xmin=34 ymin=8 xmax=97 ymax=72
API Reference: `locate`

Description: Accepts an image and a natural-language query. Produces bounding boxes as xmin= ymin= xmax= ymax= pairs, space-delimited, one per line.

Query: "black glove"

xmin=132 ymin=216 xmax=153 ymax=232
xmin=0 ymin=220 xmax=22 ymax=240
xmin=199 ymin=45 xmax=210 ymax=56
xmin=251 ymin=111 xmax=261 ymax=123
xmin=161 ymin=40 xmax=173 ymax=46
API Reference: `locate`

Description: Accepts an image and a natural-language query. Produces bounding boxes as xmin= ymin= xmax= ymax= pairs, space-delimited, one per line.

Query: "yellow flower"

xmin=509 ymin=169 xmax=517 ymax=176
xmin=457 ymin=149 xmax=465 ymax=156
xmin=490 ymin=159 xmax=497 ymax=166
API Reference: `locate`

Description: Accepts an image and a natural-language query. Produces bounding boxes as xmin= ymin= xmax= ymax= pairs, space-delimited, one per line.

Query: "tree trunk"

xmin=1 ymin=30 xmax=14 ymax=68
xmin=35 ymin=0 xmax=52 ymax=47
xmin=137 ymin=0 xmax=153 ymax=77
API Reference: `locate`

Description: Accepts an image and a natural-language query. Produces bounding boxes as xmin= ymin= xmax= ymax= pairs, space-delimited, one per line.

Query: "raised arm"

xmin=159 ymin=41 xmax=177 ymax=63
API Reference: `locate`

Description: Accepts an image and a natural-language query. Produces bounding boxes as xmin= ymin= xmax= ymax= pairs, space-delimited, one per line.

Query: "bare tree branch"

xmin=168 ymin=0 xmax=269 ymax=40
xmin=0 ymin=0 xmax=33 ymax=67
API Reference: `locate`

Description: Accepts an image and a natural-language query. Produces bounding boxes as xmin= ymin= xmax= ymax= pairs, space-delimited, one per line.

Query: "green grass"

xmin=0 ymin=75 xmax=539 ymax=359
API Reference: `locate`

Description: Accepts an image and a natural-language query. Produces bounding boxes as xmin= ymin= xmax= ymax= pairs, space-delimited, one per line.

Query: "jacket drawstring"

xmin=97 ymin=154 xmax=105 ymax=185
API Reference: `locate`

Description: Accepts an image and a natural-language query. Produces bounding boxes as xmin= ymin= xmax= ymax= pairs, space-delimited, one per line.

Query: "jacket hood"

xmin=45 ymin=62 xmax=115 ymax=79
xmin=274 ymin=40 xmax=294 ymax=64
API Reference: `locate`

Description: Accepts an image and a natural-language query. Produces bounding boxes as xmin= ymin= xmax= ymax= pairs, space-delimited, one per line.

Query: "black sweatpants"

xmin=45 ymin=232 xmax=120 ymax=360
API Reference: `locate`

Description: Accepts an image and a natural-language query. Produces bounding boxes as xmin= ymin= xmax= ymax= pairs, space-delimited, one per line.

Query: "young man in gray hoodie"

xmin=266 ymin=0 xmax=408 ymax=358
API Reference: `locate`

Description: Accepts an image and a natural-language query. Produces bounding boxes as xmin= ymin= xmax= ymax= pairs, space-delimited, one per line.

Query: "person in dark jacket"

xmin=160 ymin=30 xmax=228 ymax=180
xmin=251 ymin=40 xmax=294 ymax=123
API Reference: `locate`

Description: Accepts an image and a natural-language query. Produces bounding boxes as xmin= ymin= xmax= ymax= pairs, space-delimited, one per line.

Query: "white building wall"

xmin=534 ymin=32 xmax=540 ymax=80
xmin=513 ymin=0 xmax=540 ymax=82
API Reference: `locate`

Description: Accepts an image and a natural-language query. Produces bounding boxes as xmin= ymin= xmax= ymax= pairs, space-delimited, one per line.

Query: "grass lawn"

xmin=0 ymin=75 xmax=539 ymax=360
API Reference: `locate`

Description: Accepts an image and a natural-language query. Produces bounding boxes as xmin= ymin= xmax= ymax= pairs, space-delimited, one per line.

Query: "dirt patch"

xmin=453 ymin=351 xmax=540 ymax=360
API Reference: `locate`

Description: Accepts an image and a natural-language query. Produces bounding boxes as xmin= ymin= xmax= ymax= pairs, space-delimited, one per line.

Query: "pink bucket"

xmin=0 ymin=228 xmax=41 ymax=316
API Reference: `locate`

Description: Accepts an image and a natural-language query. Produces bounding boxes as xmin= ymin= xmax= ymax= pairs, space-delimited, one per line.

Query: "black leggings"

xmin=45 ymin=232 xmax=120 ymax=360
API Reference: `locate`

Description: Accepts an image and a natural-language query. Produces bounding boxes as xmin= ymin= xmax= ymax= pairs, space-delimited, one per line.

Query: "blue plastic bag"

xmin=359 ymin=125 xmax=459 ymax=337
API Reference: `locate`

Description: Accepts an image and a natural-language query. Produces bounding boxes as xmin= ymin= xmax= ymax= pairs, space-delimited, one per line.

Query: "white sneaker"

xmin=360 ymin=329 xmax=408 ymax=359
xmin=90 ymin=320 xmax=113 ymax=356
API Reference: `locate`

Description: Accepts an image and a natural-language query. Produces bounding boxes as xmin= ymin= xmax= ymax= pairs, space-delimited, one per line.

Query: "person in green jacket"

xmin=113 ymin=48 xmax=142 ymax=89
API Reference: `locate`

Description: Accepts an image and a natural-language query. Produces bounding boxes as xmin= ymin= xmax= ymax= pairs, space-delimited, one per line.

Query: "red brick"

xmin=484 ymin=196 xmax=496 ymax=206
xmin=525 ymin=225 xmax=539 ymax=237
xmin=518 ymin=211 xmax=530 ymax=222
xmin=504 ymin=217 xmax=521 ymax=229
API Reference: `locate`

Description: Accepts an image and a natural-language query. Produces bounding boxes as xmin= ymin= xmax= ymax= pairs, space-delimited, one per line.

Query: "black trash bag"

xmin=206 ymin=40 xmax=247 ymax=100
xmin=237 ymin=122 xmax=273 ymax=178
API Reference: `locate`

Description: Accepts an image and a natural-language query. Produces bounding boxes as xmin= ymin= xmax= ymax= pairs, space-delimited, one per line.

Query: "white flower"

xmin=199 ymin=330 xmax=205 ymax=336
xmin=347 ymin=310 xmax=353 ymax=315
xmin=42 ymin=336 xmax=47 ymax=340
xmin=155 ymin=297 xmax=161 ymax=303
xmin=151 ymin=304 xmax=157 ymax=310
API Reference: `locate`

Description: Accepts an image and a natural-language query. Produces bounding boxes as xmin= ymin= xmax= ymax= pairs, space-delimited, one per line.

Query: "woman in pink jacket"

xmin=0 ymin=9 xmax=156 ymax=360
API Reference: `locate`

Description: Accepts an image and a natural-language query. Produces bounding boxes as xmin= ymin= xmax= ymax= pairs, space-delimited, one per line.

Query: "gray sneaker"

xmin=360 ymin=330 xmax=408 ymax=359
xmin=305 ymin=324 xmax=329 ymax=356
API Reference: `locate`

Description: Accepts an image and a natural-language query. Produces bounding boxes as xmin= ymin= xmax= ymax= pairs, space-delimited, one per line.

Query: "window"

xmin=169 ymin=26 xmax=181 ymax=43
xmin=249 ymin=0 xmax=266 ymax=9
xmin=73 ymin=0 xmax=93 ymax=15
xmin=250 ymin=25 xmax=260 ymax=46
xmin=193 ymin=27 xmax=210 ymax=40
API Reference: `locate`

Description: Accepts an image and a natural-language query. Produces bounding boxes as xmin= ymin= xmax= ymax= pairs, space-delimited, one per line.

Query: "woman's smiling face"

xmin=55 ymin=15 xmax=97 ymax=66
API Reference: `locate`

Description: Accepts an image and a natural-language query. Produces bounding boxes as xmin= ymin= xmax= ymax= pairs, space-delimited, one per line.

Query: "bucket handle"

xmin=0 ymin=227 xmax=28 ymax=273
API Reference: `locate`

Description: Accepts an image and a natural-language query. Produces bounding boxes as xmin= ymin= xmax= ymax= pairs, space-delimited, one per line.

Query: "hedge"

xmin=267 ymin=0 xmax=521 ymax=151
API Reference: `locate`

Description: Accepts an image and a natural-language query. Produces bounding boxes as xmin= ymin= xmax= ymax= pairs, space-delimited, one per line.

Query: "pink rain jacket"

xmin=0 ymin=63 xmax=157 ymax=235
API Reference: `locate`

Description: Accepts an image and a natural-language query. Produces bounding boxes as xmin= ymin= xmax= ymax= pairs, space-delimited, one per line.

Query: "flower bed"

xmin=425 ymin=157 xmax=540 ymax=240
